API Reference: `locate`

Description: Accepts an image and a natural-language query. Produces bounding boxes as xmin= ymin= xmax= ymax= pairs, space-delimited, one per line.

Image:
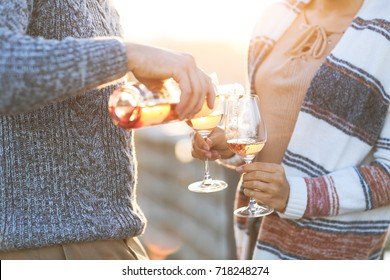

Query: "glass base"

xmin=188 ymin=180 xmax=228 ymax=193
xmin=234 ymin=204 xmax=274 ymax=218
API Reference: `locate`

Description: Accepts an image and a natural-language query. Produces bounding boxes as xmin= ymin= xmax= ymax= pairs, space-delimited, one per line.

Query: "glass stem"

xmin=248 ymin=197 xmax=258 ymax=212
xmin=244 ymin=157 xmax=257 ymax=212
xmin=202 ymin=159 xmax=212 ymax=186
xmin=200 ymin=133 xmax=213 ymax=186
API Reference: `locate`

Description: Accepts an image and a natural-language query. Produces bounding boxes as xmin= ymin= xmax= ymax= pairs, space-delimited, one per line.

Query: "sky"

xmin=113 ymin=0 xmax=271 ymax=46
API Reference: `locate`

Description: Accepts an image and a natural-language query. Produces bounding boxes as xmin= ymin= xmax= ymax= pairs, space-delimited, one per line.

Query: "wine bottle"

xmin=108 ymin=79 xmax=244 ymax=130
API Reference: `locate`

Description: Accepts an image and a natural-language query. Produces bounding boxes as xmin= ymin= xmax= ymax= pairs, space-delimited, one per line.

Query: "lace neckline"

xmin=289 ymin=10 xmax=344 ymax=59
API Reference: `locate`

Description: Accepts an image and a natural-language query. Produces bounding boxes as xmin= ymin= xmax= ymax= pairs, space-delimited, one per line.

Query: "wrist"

xmin=217 ymin=153 xmax=244 ymax=168
xmin=125 ymin=42 xmax=143 ymax=72
xmin=221 ymin=151 xmax=235 ymax=160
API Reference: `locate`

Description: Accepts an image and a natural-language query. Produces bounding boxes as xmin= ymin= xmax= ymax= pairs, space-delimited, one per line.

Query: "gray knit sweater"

xmin=0 ymin=0 xmax=146 ymax=251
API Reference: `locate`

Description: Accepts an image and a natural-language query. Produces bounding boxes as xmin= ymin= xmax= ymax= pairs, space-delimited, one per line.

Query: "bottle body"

xmin=108 ymin=79 xmax=244 ymax=130
xmin=108 ymin=80 xmax=179 ymax=129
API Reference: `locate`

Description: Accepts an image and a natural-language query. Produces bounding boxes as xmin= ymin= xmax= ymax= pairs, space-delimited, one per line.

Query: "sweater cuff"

xmin=277 ymin=176 xmax=307 ymax=220
xmin=82 ymin=37 xmax=128 ymax=86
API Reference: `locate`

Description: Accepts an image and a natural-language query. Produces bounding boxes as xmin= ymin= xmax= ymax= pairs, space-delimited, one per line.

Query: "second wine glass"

xmin=225 ymin=94 xmax=273 ymax=217
xmin=185 ymin=98 xmax=228 ymax=193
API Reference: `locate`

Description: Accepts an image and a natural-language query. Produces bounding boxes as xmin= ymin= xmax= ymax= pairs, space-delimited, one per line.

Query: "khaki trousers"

xmin=0 ymin=238 xmax=149 ymax=260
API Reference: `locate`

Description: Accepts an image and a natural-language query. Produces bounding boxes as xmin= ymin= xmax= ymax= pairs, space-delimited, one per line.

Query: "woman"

xmin=192 ymin=0 xmax=390 ymax=259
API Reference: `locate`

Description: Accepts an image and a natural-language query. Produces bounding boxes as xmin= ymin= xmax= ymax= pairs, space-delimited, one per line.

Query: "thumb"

xmin=205 ymin=137 xmax=213 ymax=148
xmin=194 ymin=132 xmax=210 ymax=151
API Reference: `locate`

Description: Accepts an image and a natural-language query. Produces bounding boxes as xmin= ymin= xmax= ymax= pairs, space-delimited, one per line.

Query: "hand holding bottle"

xmin=109 ymin=75 xmax=245 ymax=130
xmin=125 ymin=43 xmax=215 ymax=120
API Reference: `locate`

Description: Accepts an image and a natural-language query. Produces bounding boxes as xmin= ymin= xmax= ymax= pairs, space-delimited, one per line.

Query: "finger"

xmin=206 ymin=76 xmax=216 ymax=110
xmin=191 ymin=139 xmax=221 ymax=160
xmin=177 ymin=67 xmax=208 ymax=119
xmin=243 ymin=170 xmax=276 ymax=183
xmin=192 ymin=136 xmax=222 ymax=160
xmin=240 ymin=162 xmax=282 ymax=173
xmin=191 ymin=148 xmax=211 ymax=160
xmin=244 ymin=188 xmax=255 ymax=198
xmin=242 ymin=180 xmax=269 ymax=192
xmin=175 ymin=72 xmax=194 ymax=119
xmin=207 ymin=127 xmax=225 ymax=144
xmin=192 ymin=132 xmax=209 ymax=150
xmin=209 ymin=150 xmax=222 ymax=160
xmin=191 ymin=132 xmax=210 ymax=158
xmin=191 ymin=141 xmax=211 ymax=160
xmin=186 ymin=71 xmax=208 ymax=118
xmin=243 ymin=188 xmax=271 ymax=206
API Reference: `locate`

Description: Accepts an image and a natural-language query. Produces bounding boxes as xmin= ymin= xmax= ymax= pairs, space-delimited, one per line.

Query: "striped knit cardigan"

xmin=235 ymin=0 xmax=390 ymax=260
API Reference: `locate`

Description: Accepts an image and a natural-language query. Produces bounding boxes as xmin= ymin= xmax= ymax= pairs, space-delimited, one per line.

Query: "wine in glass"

xmin=185 ymin=99 xmax=228 ymax=193
xmin=225 ymin=94 xmax=273 ymax=217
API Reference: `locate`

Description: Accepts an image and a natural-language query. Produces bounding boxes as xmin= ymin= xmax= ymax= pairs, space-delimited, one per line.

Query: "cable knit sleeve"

xmin=0 ymin=0 xmax=128 ymax=115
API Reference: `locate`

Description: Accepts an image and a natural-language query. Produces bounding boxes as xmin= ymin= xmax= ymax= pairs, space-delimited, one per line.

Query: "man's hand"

xmin=125 ymin=43 xmax=215 ymax=120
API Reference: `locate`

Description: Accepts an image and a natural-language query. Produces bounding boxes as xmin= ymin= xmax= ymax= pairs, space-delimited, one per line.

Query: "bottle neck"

xmin=216 ymin=83 xmax=246 ymax=99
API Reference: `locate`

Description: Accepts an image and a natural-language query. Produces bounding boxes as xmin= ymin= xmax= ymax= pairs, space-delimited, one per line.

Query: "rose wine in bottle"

xmin=108 ymin=79 xmax=244 ymax=130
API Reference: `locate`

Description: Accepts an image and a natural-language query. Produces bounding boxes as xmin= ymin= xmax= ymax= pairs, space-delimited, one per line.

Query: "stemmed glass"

xmin=225 ymin=94 xmax=273 ymax=217
xmin=185 ymin=98 xmax=228 ymax=193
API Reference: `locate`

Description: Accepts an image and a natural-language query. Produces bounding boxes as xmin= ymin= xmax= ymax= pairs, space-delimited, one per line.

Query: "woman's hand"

xmin=237 ymin=162 xmax=290 ymax=213
xmin=125 ymin=43 xmax=215 ymax=120
xmin=191 ymin=127 xmax=234 ymax=161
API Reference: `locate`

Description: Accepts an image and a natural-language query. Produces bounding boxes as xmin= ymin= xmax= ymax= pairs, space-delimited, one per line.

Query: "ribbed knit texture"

xmin=235 ymin=0 xmax=390 ymax=260
xmin=0 ymin=0 xmax=146 ymax=251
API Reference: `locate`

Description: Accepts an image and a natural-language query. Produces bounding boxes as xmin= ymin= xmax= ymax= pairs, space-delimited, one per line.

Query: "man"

xmin=0 ymin=0 xmax=214 ymax=259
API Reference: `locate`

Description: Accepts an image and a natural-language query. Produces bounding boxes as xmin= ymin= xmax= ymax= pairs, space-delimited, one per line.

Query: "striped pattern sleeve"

xmin=281 ymin=6 xmax=390 ymax=220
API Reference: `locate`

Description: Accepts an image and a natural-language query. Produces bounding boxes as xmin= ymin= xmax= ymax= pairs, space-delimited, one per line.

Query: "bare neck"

xmin=304 ymin=0 xmax=364 ymax=31
xmin=306 ymin=0 xmax=364 ymax=16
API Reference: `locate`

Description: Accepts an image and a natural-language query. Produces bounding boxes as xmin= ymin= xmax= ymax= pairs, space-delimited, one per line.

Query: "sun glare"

xmin=113 ymin=0 xmax=270 ymax=46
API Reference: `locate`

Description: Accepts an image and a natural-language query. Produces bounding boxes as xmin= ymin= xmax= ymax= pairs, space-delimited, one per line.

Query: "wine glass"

xmin=185 ymin=98 xmax=228 ymax=193
xmin=225 ymin=94 xmax=273 ymax=217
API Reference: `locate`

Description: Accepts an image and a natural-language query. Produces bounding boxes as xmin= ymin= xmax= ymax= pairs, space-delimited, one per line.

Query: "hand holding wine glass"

xmin=237 ymin=161 xmax=290 ymax=214
xmin=225 ymin=94 xmax=273 ymax=217
xmin=185 ymin=98 xmax=228 ymax=193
